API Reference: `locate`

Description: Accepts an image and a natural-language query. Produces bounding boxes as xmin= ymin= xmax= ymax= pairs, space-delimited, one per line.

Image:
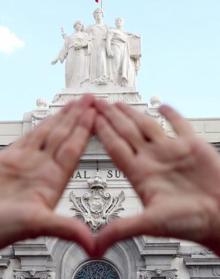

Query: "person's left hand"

xmin=0 ymin=95 xmax=96 ymax=256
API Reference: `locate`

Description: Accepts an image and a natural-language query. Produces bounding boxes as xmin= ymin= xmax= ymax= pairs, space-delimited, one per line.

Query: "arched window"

xmin=74 ymin=260 xmax=120 ymax=279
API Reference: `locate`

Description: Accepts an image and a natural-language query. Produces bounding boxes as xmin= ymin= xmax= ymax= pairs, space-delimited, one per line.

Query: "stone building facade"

xmin=1 ymin=9 xmax=220 ymax=279
xmin=0 ymin=90 xmax=220 ymax=279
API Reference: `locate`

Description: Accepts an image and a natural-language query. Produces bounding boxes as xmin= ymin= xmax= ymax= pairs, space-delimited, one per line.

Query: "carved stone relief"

xmin=31 ymin=99 xmax=49 ymax=127
xmin=0 ymin=258 xmax=9 ymax=279
xmin=70 ymin=172 xmax=125 ymax=231
xmin=147 ymin=97 xmax=166 ymax=131
xmin=184 ymin=257 xmax=220 ymax=278
xmin=31 ymin=112 xmax=48 ymax=127
xmin=212 ymin=267 xmax=220 ymax=276
xmin=137 ymin=269 xmax=177 ymax=279
xmin=14 ymin=270 xmax=52 ymax=279
xmin=51 ymin=92 xmax=142 ymax=107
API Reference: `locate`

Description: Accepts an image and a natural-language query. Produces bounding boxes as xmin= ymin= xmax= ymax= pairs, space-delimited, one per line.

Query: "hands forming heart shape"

xmin=0 ymin=94 xmax=220 ymax=257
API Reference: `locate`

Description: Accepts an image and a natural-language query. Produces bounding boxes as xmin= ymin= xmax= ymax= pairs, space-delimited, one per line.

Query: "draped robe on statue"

xmin=58 ymin=32 xmax=90 ymax=88
xmin=107 ymin=29 xmax=132 ymax=87
xmin=87 ymin=24 xmax=111 ymax=84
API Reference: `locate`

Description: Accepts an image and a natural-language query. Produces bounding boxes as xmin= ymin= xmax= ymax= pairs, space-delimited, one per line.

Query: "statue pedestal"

xmin=60 ymin=83 xmax=137 ymax=94
xmin=30 ymin=89 xmax=151 ymax=160
xmin=29 ymin=89 xmax=166 ymax=161
xmin=50 ymin=90 xmax=147 ymax=114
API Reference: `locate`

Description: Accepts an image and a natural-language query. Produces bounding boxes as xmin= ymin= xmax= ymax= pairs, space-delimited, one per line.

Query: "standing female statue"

xmin=86 ymin=8 xmax=112 ymax=85
xmin=107 ymin=18 xmax=140 ymax=88
xmin=52 ymin=21 xmax=90 ymax=89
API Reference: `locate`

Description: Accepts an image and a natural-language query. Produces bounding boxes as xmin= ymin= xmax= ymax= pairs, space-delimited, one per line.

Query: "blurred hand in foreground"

xmin=95 ymin=100 xmax=220 ymax=257
xmin=0 ymin=95 xmax=96 ymax=256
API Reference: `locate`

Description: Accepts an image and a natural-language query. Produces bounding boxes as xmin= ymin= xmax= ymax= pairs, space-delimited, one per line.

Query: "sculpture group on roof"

xmin=52 ymin=8 xmax=141 ymax=90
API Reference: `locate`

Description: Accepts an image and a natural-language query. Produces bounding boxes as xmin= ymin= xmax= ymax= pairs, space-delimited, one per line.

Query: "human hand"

xmin=94 ymin=100 xmax=220 ymax=257
xmin=0 ymin=95 xmax=96 ymax=256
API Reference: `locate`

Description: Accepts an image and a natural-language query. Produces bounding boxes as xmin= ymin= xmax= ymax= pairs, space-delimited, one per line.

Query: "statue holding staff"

xmin=51 ymin=9 xmax=141 ymax=91
xmin=52 ymin=21 xmax=90 ymax=89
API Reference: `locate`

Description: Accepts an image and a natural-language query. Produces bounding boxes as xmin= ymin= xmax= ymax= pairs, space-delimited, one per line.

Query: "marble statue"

xmin=52 ymin=9 xmax=141 ymax=92
xmin=86 ymin=8 xmax=111 ymax=85
xmin=52 ymin=21 xmax=90 ymax=88
xmin=107 ymin=17 xmax=136 ymax=87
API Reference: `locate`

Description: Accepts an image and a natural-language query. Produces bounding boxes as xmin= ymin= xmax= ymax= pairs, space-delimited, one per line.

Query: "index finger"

xmin=159 ymin=105 xmax=195 ymax=137
xmin=12 ymin=99 xmax=79 ymax=150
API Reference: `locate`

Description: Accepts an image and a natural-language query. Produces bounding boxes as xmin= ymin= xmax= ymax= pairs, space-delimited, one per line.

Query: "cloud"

xmin=0 ymin=26 xmax=25 ymax=54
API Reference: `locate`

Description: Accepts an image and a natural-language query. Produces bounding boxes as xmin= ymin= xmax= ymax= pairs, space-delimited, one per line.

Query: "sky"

xmin=0 ymin=0 xmax=220 ymax=120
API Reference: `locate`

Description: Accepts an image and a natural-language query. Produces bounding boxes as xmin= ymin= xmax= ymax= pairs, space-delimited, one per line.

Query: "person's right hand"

xmin=0 ymin=95 xmax=96 ymax=256
xmin=95 ymin=100 xmax=220 ymax=257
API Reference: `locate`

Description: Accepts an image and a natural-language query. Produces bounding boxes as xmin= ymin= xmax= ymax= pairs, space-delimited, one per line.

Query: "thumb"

xmin=33 ymin=212 xmax=95 ymax=257
xmin=94 ymin=213 xmax=150 ymax=257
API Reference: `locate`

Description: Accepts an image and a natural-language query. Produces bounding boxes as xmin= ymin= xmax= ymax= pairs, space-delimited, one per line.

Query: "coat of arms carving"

xmin=70 ymin=173 xmax=125 ymax=231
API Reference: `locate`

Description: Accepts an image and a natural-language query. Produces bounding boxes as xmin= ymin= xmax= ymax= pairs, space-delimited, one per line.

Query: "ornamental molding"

xmin=212 ymin=267 xmax=220 ymax=277
xmin=31 ymin=99 xmax=49 ymax=127
xmin=13 ymin=243 xmax=50 ymax=257
xmin=70 ymin=173 xmax=125 ymax=231
xmin=188 ymin=277 xmax=220 ymax=279
xmin=0 ymin=258 xmax=9 ymax=269
xmin=137 ymin=268 xmax=177 ymax=279
xmin=31 ymin=110 xmax=49 ymax=127
xmin=184 ymin=257 xmax=220 ymax=278
xmin=51 ymin=92 xmax=142 ymax=106
xmin=140 ymin=242 xmax=180 ymax=256
xmin=184 ymin=257 xmax=220 ymax=266
xmin=147 ymin=97 xmax=166 ymax=131
xmin=13 ymin=270 xmax=52 ymax=279
xmin=0 ymin=258 xmax=10 ymax=279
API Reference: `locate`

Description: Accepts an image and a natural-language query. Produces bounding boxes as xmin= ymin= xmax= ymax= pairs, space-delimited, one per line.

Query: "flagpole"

xmin=95 ymin=0 xmax=103 ymax=9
